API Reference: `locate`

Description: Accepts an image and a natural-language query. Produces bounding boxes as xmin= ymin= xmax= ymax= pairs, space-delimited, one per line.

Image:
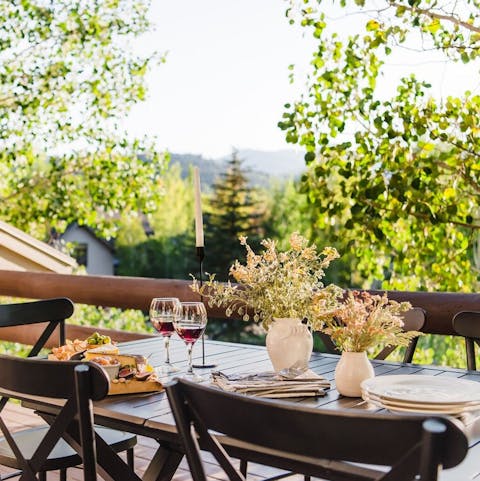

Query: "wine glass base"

xmin=156 ymin=364 xmax=180 ymax=375
xmin=180 ymin=372 xmax=205 ymax=382
xmin=192 ymin=362 xmax=217 ymax=369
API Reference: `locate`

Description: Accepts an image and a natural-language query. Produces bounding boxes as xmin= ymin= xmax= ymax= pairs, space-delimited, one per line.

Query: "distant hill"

xmin=224 ymin=149 xmax=306 ymax=177
xmin=170 ymin=149 xmax=306 ymax=189
xmin=169 ymin=153 xmax=223 ymax=189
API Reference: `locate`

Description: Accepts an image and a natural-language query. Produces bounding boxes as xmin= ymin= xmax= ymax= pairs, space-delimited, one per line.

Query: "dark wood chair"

xmin=0 ymin=355 xmax=132 ymax=481
xmin=0 ymin=298 xmax=137 ymax=481
xmin=452 ymin=311 xmax=480 ymax=370
xmin=166 ymin=378 xmax=468 ymax=481
xmin=318 ymin=306 xmax=426 ymax=363
xmin=0 ymin=297 xmax=72 ymax=357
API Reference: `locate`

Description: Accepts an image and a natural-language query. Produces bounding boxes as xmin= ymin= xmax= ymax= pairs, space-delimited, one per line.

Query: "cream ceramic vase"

xmin=334 ymin=351 xmax=375 ymax=397
xmin=266 ymin=318 xmax=313 ymax=372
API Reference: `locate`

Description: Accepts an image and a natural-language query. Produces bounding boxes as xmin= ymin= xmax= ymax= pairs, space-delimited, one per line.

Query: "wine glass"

xmin=149 ymin=297 xmax=182 ymax=374
xmin=174 ymin=302 xmax=208 ymax=381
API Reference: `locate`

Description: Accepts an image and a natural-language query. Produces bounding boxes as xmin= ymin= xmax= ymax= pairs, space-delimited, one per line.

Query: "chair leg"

xmin=0 ymin=470 xmax=22 ymax=480
xmin=39 ymin=472 xmax=46 ymax=481
xmin=466 ymin=338 xmax=476 ymax=370
xmin=60 ymin=468 xmax=67 ymax=481
xmin=127 ymin=447 xmax=135 ymax=469
xmin=240 ymin=459 xmax=248 ymax=476
xmin=403 ymin=337 xmax=419 ymax=363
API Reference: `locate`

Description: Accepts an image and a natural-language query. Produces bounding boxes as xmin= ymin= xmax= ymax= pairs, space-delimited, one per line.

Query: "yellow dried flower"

xmin=289 ymin=232 xmax=305 ymax=251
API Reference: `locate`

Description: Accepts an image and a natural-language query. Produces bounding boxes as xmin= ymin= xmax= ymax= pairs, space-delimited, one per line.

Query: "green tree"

xmin=263 ymin=179 xmax=314 ymax=246
xmin=264 ymin=178 xmax=356 ymax=287
xmin=0 ymin=1 xmax=166 ymax=240
xmin=149 ymin=163 xmax=195 ymax=239
xmin=280 ymin=0 xmax=480 ymax=291
xmin=116 ymin=164 xmax=198 ymax=279
xmin=205 ymin=152 xmax=265 ymax=280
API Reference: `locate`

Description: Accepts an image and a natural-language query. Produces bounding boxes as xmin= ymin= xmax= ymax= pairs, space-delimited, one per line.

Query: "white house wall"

xmin=62 ymin=227 xmax=114 ymax=276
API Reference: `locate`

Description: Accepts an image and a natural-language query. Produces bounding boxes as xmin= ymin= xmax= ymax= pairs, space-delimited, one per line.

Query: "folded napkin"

xmin=211 ymin=369 xmax=330 ymax=399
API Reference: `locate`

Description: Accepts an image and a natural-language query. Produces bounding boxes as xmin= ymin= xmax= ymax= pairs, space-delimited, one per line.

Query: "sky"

xmin=124 ymin=1 xmax=479 ymax=159
xmin=125 ymin=1 xmax=315 ymax=158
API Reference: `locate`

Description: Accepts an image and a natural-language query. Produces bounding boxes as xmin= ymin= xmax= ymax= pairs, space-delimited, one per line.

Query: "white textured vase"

xmin=266 ymin=318 xmax=313 ymax=372
xmin=335 ymin=351 xmax=375 ymax=397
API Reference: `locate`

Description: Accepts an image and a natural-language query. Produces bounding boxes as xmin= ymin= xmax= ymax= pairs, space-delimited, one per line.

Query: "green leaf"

xmin=304 ymin=151 xmax=316 ymax=163
xmin=426 ymin=19 xmax=441 ymax=33
xmin=351 ymin=204 xmax=363 ymax=215
xmin=443 ymin=187 xmax=456 ymax=200
xmin=366 ymin=20 xmax=380 ymax=31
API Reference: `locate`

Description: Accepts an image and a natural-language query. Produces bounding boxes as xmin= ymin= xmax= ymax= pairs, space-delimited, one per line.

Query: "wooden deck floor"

xmin=0 ymin=402 xmax=306 ymax=481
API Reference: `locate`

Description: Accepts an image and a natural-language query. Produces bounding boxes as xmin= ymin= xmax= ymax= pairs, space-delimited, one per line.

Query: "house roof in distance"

xmin=0 ymin=220 xmax=77 ymax=274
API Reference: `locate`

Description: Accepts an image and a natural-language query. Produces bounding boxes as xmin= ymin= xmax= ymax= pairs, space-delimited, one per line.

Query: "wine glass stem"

xmin=164 ymin=336 xmax=171 ymax=365
xmin=187 ymin=343 xmax=193 ymax=374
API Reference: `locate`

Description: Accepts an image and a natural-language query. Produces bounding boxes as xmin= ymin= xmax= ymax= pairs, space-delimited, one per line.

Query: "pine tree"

xmin=205 ymin=152 xmax=264 ymax=281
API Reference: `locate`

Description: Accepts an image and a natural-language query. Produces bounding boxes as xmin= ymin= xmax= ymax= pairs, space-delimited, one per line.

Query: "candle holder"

xmin=192 ymin=246 xmax=217 ymax=369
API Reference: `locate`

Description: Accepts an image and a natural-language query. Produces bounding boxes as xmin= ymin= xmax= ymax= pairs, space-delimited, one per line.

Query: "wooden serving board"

xmin=108 ymin=378 xmax=163 ymax=396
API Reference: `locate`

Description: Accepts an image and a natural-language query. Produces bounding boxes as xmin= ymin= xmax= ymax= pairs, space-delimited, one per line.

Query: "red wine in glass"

xmin=175 ymin=324 xmax=206 ymax=344
xmin=149 ymin=297 xmax=182 ymax=374
xmin=151 ymin=315 xmax=175 ymax=337
xmin=175 ymin=302 xmax=208 ymax=381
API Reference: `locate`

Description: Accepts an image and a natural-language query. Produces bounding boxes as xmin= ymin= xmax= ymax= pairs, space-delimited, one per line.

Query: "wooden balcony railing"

xmin=0 ymin=269 xmax=224 ymax=347
xmin=0 ymin=269 xmax=479 ymax=347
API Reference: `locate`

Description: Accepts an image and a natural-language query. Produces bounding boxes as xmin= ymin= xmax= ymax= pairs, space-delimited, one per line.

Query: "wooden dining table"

xmin=24 ymin=336 xmax=480 ymax=481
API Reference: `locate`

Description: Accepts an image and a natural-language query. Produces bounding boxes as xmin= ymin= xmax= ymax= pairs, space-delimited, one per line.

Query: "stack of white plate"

xmin=361 ymin=375 xmax=480 ymax=415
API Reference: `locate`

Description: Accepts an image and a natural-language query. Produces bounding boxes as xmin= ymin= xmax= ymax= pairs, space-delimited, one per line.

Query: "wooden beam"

xmin=0 ymin=323 xmax=154 ymax=350
xmin=0 ymin=270 xmax=210 ymax=311
xmin=0 ymin=269 xmax=479 ymax=336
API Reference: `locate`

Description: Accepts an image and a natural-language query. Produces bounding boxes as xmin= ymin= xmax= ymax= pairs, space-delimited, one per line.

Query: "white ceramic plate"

xmin=362 ymin=391 xmax=480 ymax=411
xmin=362 ymin=391 xmax=480 ymax=415
xmin=361 ymin=375 xmax=480 ymax=405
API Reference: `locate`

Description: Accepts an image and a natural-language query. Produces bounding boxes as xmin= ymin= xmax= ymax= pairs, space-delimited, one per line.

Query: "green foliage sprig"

xmin=191 ymin=232 xmax=343 ymax=330
xmin=312 ymin=290 xmax=419 ymax=352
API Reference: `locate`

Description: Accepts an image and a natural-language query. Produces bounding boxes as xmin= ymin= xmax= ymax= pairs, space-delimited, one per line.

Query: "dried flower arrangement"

xmin=312 ymin=290 xmax=420 ymax=352
xmin=191 ymin=232 xmax=342 ymax=330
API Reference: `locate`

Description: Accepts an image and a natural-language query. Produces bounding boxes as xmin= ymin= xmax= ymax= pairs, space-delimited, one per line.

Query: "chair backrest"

xmin=452 ymin=311 xmax=480 ymax=370
xmin=0 ymin=297 xmax=74 ymax=356
xmin=166 ymin=378 xmax=468 ymax=481
xmin=375 ymin=306 xmax=426 ymax=362
xmin=0 ymin=355 xmax=109 ymax=481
